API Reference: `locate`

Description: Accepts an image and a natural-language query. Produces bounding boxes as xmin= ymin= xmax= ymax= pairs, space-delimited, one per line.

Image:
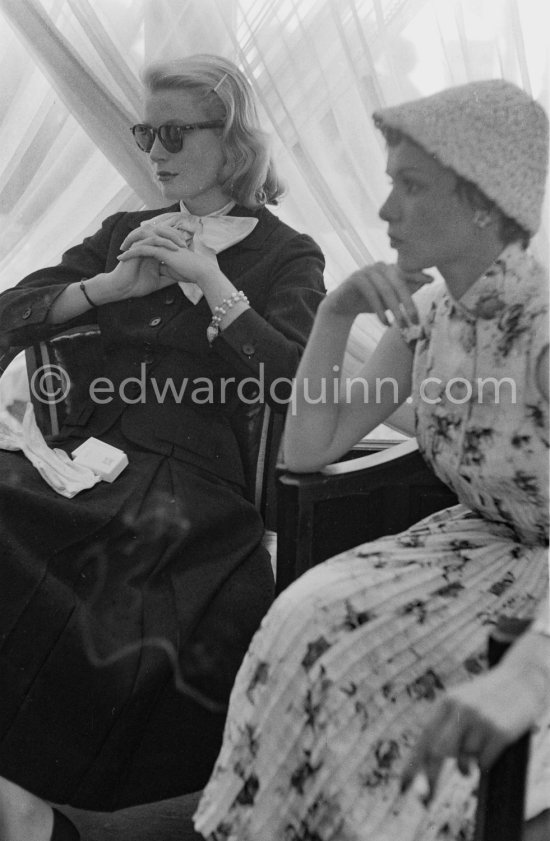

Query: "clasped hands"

xmin=111 ymin=220 xmax=212 ymax=299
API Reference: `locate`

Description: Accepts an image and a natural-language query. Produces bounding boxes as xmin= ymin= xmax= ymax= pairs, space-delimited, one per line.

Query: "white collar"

xmin=178 ymin=199 xmax=236 ymax=218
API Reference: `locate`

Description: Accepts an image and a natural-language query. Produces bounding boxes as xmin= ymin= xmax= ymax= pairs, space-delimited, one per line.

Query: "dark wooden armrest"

xmin=474 ymin=617 xmax=533 ymax=841
xmin=275 ymin=439 xmax=458 ymax=594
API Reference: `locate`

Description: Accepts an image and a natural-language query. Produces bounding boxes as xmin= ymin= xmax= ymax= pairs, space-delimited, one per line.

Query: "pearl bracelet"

xmin=207 ymin=290 xmax=249 ymax=344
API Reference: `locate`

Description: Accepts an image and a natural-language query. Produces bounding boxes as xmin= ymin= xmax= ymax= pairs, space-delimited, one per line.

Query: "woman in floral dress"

xmin=194 ymin=79 xmax=549 ymax=841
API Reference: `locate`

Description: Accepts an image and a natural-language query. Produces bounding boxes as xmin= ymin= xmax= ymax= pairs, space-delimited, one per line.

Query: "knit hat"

xmin=373 ymin=79 xmax=549 ymax=234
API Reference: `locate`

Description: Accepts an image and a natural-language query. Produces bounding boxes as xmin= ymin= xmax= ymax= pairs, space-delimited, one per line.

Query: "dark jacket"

xmin=0 ymin=204 xmax=326 ymax=487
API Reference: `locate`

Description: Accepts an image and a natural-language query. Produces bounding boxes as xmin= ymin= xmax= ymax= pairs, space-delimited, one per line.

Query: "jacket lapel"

xmin=227 ymin=206 xmax=277 ymax=251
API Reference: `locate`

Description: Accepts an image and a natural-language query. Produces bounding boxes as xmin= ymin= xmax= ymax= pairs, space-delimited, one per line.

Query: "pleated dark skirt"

xmin=0 ymin=428 xmax=274 ymax=810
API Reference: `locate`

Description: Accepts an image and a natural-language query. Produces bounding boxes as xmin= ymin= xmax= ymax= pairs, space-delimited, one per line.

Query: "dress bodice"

xmin=413 ymin=243 xmax=549 ymax=544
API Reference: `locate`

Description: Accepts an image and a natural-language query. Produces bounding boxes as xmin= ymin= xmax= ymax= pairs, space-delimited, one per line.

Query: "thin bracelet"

xmin=79 ymin=278 xmax=98 ymax=308
xmin=207 ymin=290 xmax=249 ymax=344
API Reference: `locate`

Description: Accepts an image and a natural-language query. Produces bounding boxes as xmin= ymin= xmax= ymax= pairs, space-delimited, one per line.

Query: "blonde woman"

xmin=0 ymin=54 xmax=325 ymax=839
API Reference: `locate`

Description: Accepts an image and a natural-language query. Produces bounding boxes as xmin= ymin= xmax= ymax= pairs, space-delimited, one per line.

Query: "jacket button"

xmin=21 ymin=307 xmax=32 ymax=319
xmin=164 ymin=295 xmax=176 ymax=305
xmin=149 ymin=317 xmax=162 ymax=327
xmin=241 ymin=342 xmax=256 ymax=357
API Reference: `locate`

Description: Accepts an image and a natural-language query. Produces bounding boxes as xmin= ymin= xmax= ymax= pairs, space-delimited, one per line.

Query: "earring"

xmin=473 ymin=209 xmax=492 ymax=229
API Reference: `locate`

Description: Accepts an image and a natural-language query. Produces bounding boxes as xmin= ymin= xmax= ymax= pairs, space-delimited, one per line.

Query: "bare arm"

xmin=283 ymin=314 xmax=414 ymax=470
xmin=283 ymin=262 xmax=431 ymax=471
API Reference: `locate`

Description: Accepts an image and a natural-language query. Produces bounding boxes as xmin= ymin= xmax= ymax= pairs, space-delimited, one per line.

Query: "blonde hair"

xmin=143 ymin=54 xmax=285 ymax=209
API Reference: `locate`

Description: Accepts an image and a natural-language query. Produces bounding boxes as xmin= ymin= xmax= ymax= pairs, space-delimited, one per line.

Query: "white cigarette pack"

xmin=72 ymin=437 xmax=128 ymax=482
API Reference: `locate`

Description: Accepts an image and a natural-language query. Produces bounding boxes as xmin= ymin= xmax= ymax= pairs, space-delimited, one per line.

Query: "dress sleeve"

xmin=0 ymin=212 xmax=126 ymax=348
xmin=213 ymin=232 xmax=326 ymax=406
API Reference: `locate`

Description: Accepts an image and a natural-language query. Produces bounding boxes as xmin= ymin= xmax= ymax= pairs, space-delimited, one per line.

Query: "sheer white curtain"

xmin=219 ymin=0 xmax=548 ymax=360
xmin=0 ymin=0 xmax=162 ymax=292
xmin=0 ymin=0 xmax=547 ymax=365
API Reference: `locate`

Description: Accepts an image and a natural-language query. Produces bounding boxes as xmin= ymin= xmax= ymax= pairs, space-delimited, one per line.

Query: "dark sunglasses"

xmin=131 ymin=120 xmax=225 ymax=153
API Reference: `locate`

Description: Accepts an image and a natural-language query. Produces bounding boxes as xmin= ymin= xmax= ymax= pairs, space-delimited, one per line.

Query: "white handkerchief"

xmin=0 ymin=403 xmax=100 ymax=498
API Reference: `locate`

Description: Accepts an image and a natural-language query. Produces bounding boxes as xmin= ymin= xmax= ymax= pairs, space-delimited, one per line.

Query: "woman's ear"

xmin=218 ymin=158 xmax=235 ymax=181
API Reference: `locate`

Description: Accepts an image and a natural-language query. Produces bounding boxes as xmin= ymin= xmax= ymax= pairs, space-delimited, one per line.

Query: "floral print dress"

xmin=194 ymin=243 xmax=549 ymax=841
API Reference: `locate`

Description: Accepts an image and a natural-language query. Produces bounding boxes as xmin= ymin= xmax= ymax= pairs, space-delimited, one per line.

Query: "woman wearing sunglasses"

xmin=0 ymin=54 xmax=325 ymax=839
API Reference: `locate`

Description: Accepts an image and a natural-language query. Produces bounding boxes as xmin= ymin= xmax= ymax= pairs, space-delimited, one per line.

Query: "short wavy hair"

xmin=379 ymin=125 xmax=530 ymax=247
xmin=142 ymin=54 xmax=285 ymax=209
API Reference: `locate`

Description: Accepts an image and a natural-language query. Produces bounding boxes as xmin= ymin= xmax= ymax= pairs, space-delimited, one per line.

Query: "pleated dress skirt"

xmin=195 ymin=504 xmax=550 ymax=841
xmin=0 ymin=427 xmax=274 ymax=810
